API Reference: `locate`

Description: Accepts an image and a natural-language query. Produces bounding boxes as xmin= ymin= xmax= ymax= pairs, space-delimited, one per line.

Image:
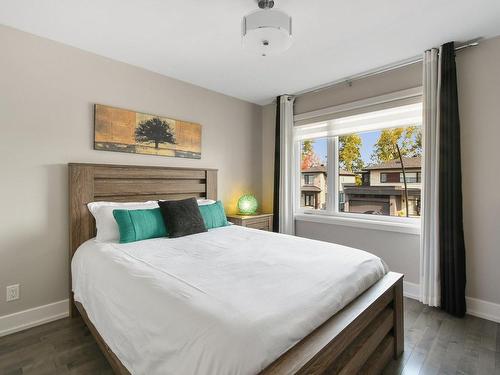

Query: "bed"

xmin=69 ymin=163 xmax=404 ymax=375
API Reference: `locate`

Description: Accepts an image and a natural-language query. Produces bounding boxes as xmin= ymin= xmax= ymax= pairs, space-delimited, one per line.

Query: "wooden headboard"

xmin=68 ymin=163 xmax=217 ymax=315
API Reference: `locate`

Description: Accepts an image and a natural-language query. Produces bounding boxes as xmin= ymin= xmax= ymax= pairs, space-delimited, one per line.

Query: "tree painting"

xmin=95 ymin=105 xmax=200 ymax=159
xmin=135 ymin=117 xmax=175 ymax=149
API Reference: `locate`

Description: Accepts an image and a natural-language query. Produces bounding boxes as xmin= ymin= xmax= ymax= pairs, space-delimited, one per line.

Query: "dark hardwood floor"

xmin=0 ymin=298 xmax=499 ymax=374
xmin=384 ymin=298 xmax=500 ymax=375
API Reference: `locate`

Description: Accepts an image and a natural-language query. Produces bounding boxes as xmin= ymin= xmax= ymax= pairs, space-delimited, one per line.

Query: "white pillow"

xmin=88 ymin=201 xmax=159 ymax=242
xmin=196 ymin=199 xmax=217 ymax=206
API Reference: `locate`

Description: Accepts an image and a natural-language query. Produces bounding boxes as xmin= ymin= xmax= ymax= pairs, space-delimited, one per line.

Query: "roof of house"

xmin=301 ymin=165 xmax=356 ymax=176
xmin=364 ymin=157 xmax=421 ymax=171
xmin=302 ymin=165 xmax=327 ymax=173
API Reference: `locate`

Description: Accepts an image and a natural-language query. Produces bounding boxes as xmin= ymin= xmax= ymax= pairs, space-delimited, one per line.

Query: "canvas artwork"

xmin=94 ymin=104 xmax=201 ymax=159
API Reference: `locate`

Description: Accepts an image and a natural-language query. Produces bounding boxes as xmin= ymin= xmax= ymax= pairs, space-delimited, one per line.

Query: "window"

xmin=380 ymin=172 xmax=400 ymax=183
xmin=399 ymin=172 xmax=421 ymax=183
xmin=295 ymin=102 xmax=423 ymax=221
xmin=304 ymin=174 xmax=314 ymax=184
xmin=339 ymin=192 xmax=345 ymax=212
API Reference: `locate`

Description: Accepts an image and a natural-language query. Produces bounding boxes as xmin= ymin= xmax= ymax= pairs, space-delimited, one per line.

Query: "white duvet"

xmin=72 ymin=225 xmax=387 ymax=375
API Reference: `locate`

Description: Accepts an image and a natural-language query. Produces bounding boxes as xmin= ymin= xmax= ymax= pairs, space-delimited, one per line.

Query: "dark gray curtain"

xmin=272 ymin=96 xmax=281 ymax=232
xmin=439 ymin=42 xmax=466 ymax=317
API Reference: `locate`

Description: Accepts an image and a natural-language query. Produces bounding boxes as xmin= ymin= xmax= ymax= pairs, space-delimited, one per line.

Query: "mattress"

xmin=72 ymin=225 xmax=388 ymax=375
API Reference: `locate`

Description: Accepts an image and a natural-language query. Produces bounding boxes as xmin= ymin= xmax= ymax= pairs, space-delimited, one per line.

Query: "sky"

xmin=310 ymin=131 xmax=380 ymax=165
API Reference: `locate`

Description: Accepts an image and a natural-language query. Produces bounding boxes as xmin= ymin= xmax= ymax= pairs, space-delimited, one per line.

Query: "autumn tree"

xmin=301 ymin=139 xmax=321 ymax=170
xmin=135 ymin=117 xmax=175 ymax=149
xmin=369 ymin=126 xmax=422 ymax=217
xmin=370 ymin=126 xmax=421 ymax=163
xmin=339 ymin=135 xmax=364 ymax=172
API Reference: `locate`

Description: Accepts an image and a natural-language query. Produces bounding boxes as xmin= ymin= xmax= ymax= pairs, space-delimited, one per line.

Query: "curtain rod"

xmin=293 ymin=38 xmax=481 ymax=97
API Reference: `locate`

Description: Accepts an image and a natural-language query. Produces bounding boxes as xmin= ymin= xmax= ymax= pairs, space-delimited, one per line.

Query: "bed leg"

xmin=70 ymin=293 xmax=80 ymax=318
xmin=393 ymin=277 xmax=404 ymax=358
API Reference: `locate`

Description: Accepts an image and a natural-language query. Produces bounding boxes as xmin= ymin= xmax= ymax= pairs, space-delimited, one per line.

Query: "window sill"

xmin=294 ymin=213 xmax=421 ymax=235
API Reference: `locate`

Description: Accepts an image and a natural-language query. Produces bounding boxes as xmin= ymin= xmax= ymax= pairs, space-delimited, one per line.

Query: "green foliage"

xmin=302 ymin=139 xmax=314 ymax=155
xmin=370 ymin=126 xmax=421 ymax=163
xmin=339 ymin=134 xmax=364 ymax=172
xmin=135 ymin=118 xmax=175 ymax=149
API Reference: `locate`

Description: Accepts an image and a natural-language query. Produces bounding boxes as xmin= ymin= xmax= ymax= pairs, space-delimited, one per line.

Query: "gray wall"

xmin=262 ymin=37 xmax=500 ymax=305
xmin=457 ymin=36 xmax=500 ymax=304
xmin=0 ymin=25 xmax=262 ymax=316
xmin=295 ymin=221 xmax=420 ymax=283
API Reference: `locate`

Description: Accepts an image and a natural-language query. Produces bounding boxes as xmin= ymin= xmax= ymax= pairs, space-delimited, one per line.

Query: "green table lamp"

xmin=237 ymin=194 xmax=258 ymax=215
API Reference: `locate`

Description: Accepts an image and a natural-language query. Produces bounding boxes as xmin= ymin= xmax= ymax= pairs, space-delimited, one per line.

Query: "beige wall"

xmin=261 ymin=104 xmax=276 ymax=213
xmin=457 ymin=36 xmax=500 ymax=304
xmin=0 ymin=25 xmax=262 ymax=316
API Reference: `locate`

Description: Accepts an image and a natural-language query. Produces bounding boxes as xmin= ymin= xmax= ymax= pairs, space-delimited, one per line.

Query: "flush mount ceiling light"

xmin=242 ymin=0 xmax=292 ymax=57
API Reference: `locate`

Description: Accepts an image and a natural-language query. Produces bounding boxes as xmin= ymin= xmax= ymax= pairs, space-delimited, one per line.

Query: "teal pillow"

xmin=198 ymin=201 xmax=229 ymax=230
xmin=113 ymin=208 xmax=167 ymax=243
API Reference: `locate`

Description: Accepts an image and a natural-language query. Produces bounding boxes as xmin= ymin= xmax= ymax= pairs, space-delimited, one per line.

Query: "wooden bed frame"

xmin=69 ymin=163 xmax=404 ymax=375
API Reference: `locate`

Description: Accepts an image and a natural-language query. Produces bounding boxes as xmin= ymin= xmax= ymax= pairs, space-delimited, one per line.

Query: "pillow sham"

xmin=196 ymin=199 xmax=217 ymax=206
xmin=88 ymin=201 xmax=158 ymax=242
xmin=158 ymin=198 xmax=207 ymax=238
xmin=113 ymin=208 xmax=167 ymax=243
xmin=198 ymin=201 xmax=229 ymax=230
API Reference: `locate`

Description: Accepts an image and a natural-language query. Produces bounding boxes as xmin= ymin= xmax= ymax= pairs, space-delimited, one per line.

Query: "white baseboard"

xmin=402 ymin=282 xmax=500 ymax=323
xmin=403 ymin=281 xmax=420 ymax=300
xmin=466 ymin=297 xmax=500 ymax=323
xmin=0 ymin=299 xmax=69 ymax=337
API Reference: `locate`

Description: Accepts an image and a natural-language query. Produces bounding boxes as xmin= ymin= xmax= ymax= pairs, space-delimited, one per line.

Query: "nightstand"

xmin=226 ymin=213 xmax=273 ymax=232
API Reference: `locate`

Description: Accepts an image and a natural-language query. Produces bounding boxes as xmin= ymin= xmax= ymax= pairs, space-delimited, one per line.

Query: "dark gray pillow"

xmin=158 ymin=198 xmax=207 ymax=238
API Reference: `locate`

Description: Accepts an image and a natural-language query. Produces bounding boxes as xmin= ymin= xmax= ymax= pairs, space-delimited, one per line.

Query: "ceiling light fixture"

xmin=242 ymin=0 xmax=292 ymax=57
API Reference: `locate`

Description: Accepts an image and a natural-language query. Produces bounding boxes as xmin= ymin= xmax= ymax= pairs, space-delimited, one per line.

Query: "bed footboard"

xmin=260 ymin=272 xmax=404 ymax=375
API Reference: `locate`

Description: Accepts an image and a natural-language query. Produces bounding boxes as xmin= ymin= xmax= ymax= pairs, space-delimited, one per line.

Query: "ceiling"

xmin=1 ymin=0 xmax=499 ymax=105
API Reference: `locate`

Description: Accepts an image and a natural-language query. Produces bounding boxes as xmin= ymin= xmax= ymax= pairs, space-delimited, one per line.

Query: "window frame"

xmin=293 ymin=93 xmax=423 ymax=234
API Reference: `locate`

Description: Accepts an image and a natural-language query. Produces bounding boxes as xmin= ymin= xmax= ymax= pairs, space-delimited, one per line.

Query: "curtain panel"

xmin=273 ymin=95 xmax=296 ymax=235
xmin=420 ymin=48 xmax=441 ymax=307
xmin=438 ymin=42 xmax=466 ymax=317
xmin=420 ymin=42 xmax=466 ymax=317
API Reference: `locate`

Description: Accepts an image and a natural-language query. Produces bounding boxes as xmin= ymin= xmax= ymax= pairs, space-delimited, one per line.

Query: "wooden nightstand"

xmin=226 ymin=213 xmax=273 ymax=232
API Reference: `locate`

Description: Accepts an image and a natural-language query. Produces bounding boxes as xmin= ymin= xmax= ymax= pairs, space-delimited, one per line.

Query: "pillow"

xmin=113 ymin=208 xmax=167 ymax=243
xmin=198 ymin=201 xmax=229 ymax=230
xmin=158 ymin=198 xmax=207 ymax=238
xmin=88 ymin=201 xmax=158 ymax=242
xmin=196 ymin=199 xmax=217 ymax=206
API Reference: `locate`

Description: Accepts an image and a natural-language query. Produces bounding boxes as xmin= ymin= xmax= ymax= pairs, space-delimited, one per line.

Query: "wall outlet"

xmin=6 ymin=284 xmax=20 ymax=302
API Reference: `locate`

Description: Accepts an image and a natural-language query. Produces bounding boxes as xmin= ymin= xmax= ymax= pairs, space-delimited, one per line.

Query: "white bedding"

xmin=72 ymin=225 xmax=387 ymax=375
